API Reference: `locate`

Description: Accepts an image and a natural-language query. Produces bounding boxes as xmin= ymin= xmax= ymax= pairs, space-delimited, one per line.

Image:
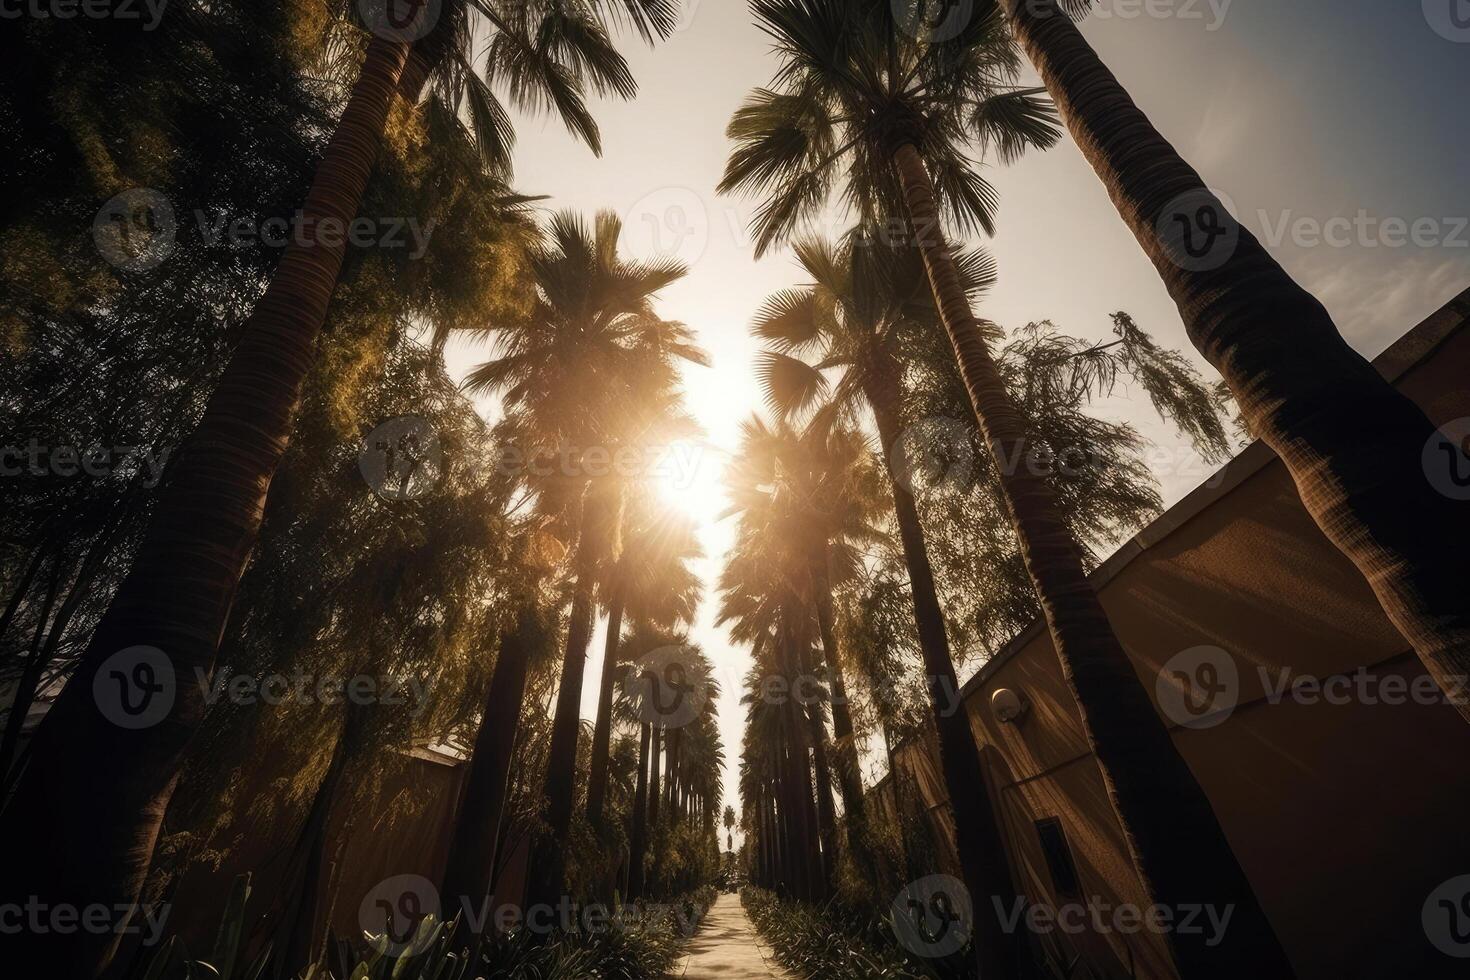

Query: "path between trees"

xmin=676 ymin=893 xmax=794 ymax=979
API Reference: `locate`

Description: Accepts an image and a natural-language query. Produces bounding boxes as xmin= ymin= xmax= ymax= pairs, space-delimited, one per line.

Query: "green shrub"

xmin=742 ymin=887 xmax=973 ymax=980
xmin=132 ymin=877 xmax=720 ymax=980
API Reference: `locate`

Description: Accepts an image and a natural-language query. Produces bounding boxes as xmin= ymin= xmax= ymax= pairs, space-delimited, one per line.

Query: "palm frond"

xmin=969 ymin=88 xmax=1062 ymax=165
xmin=754 ymin=351 xmax=830 ymax=422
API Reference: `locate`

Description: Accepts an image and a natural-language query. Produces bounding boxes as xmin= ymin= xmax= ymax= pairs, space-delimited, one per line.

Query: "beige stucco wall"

xmin=902 ymin=291 xmax=1470 ymax=979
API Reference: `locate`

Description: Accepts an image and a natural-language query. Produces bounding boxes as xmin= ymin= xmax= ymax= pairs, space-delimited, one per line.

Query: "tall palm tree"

xmin=465 ymin=209 xmax=708 ymax=905
xmin=439 ymin=516 xmax=562 ymax=949
xmin=586 ymin=501 xmax=703 ymax=830
xmin=620 ymin=623 xmax=688 ymax=898
xmin=0 ymin=5 xmax=678 ymax=973
xmin=627 ymin=709 xmax=654 ymax=898
xmin=718 ymin=0 xmax=1060 ymax=961
xmin=724 ymin=804 xmax=738 ymax=855
xmin=622 ymin=633 xmax=722 ymax=895
xmin=747 ymin=233 xmax=1022 ymax=958
xmin=1003 ymin=0 xmax=1470 ymax=731
xmin=718 ymin=514 xmax=837 ymax=899
xmin=733 ymin=630 xmax=824 ymax=902
xmin=748 ymin=225 xmax=1286 ymax=973
xmin=723 ymin=416 xmax=889 ymax=885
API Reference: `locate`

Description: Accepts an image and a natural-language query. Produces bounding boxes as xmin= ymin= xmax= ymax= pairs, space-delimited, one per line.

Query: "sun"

xmin=649 ymin=439 xmax=728 ymax=524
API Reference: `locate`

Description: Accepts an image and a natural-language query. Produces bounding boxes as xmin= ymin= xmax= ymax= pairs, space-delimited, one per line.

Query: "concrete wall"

xmin=894 ymin=289 xmax=1470 ymax=979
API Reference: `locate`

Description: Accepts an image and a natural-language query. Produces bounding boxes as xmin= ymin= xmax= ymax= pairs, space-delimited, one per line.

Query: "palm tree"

xmin=627 ymin=705 xmax=655 ymax=898
xmin=724 ymin=804 xmax=738 ymax=855
xmin=746 ymin=234 xmax=1020 ymax=954
xmin=1003 ymin=0 xmax=1470 ymax=733
xmin=733 ymin=631 xmax=824 ymax=902
xmin=624 ymin=634 xmax=723 ymax=895
xmin=718 ymin=510 xmax=837 ymax=899
xmin=718 ymin=0 xmax=1059 ymax=959
xmin=465 ymin=209 xmax=708 ymax=905
xmin=723 ymin=416 xmax=889 ymax=886
xmin=439 ymin=518 xmax=561 ymax=950
xmin=0 ymin=5 xmax=679 ymax=973
xmin=586 ymin=500 xmax=703 ymax=831
xmin=748 ymin=225 xmax=1286 ymax=972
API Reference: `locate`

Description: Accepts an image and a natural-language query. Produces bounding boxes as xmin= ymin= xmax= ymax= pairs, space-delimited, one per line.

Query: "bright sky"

xmin=442 ymin=0 xmax=1470 ymax=841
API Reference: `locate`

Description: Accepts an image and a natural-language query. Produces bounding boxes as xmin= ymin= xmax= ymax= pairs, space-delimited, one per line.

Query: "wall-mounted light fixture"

xmin=991 ymin=687 xmax=1029 ymax=724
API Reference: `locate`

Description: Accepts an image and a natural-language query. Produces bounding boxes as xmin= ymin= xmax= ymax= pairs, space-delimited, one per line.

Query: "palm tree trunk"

xmin=788 ymin=734 xmax=822 ymax=902
xmin=883 ymin=723 xmax=914 ymax=881
xmin=0 ymin=35 xmax=413 ymax=977
xmin=893 ymin=139 xmax=1294 ymax=977
xmin=863 ymin=363 xmax=1024 ymax=976
xmin=761 ymin=797 xmax=777 ymax=888
xmin=793 ymin=606 xmax=838 ymax=897
xmin=774 ymin=740 xmax=803 ymax=900
xmin=585 ymin=588 xmax=625 ymax=829
xmin=532 ymin=481 xmax=623 ymax=905
xmin=776 ymin=616 xmax=822 ymax=903
xmin=529 ymin=555 xmax=596 ymax=910
xmin=770 ymin=799 xmax=782 ymax=893
xmin=811 ymin=555 xmax=877 ymax=886
xmin=271 ymin=703 xmax=364 ymax=979
xmin=648 ymin=723 xmax=663 ymax=834
xmin=665 ymin=727 xmax=682 ymax=816
xmin=774 ymin=787 xmax=791 ymax=895
xmin=806 ymin=717 xmax=837 ymax=899
xmin=628 ymin=721 xmax=651 ymax=898
xmin=441 ymin=605 xmax=537 ymax=938
xmin=1006 ymin=0 xmax=1470 ymax=725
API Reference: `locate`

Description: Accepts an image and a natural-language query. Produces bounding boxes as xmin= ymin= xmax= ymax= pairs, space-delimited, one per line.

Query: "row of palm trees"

xmin=12 ymin=0 xmax=724 ymax=963
xmin=0 ymin=1 xmax=686 ymax=973
xmin=717 ymin=2 xmax=1465 ymax=978
xmin=439 ymin=208 xmax=724 ymax=944
xmin=6 ymin=2 xmax=1463 ymax=978
xmin=459 ymin=207 xmax=711 ymax=909
xmin=721 ymin=413 xmax=895 ymax=901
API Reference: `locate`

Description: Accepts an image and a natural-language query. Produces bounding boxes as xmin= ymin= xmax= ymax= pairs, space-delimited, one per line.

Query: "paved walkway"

xmin=676 ymin=893 xmax=795 ymax=979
